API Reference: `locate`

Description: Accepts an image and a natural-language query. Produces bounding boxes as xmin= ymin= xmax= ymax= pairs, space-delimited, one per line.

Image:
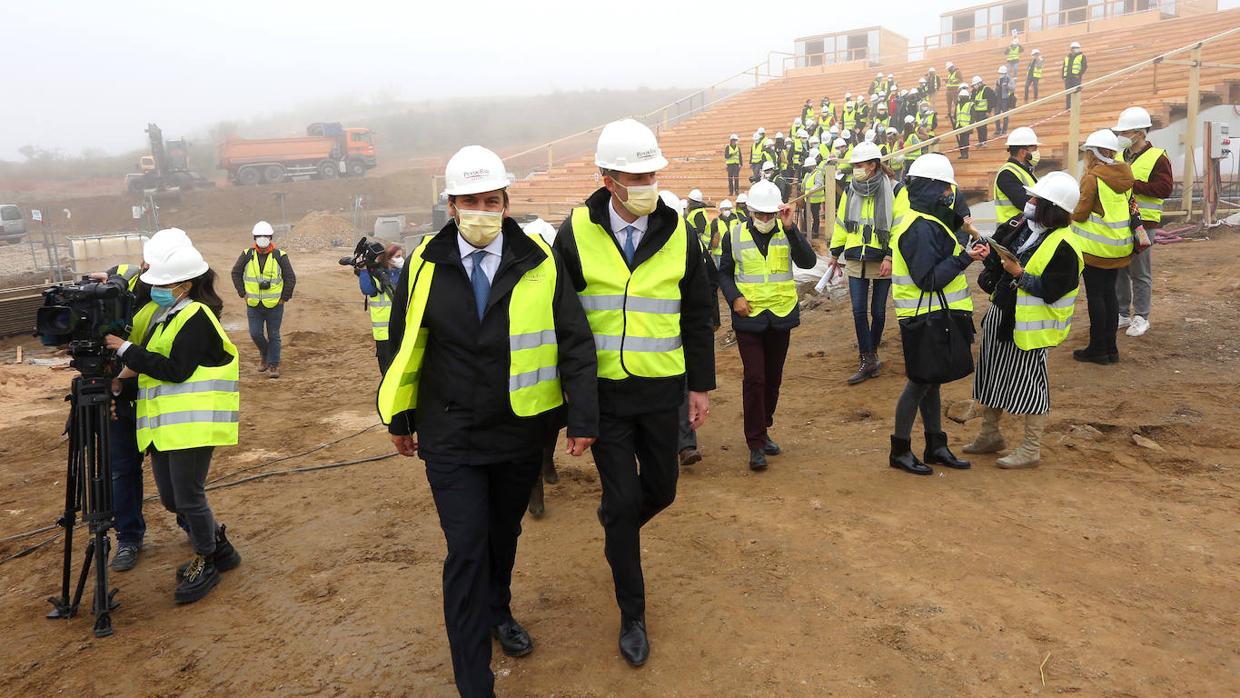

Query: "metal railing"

xmin=921 ymin=0 xmax=1168 ymax=54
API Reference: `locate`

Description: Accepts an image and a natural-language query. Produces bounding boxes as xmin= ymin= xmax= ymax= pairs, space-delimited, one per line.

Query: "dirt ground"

xmin=1 ymin=224 xmax=1238 ymax=697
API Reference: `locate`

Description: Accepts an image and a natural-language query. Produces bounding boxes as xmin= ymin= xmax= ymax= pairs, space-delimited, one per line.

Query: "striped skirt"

xmin=973 ymin=304 xmax=1050 ymax=414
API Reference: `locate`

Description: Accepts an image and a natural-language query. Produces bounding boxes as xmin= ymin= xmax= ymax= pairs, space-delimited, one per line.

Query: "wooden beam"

xmin=1067 ymin=91 xmax=1082 ymax=177
xmin=1181 ymin=46 xmax=1201 ymax=214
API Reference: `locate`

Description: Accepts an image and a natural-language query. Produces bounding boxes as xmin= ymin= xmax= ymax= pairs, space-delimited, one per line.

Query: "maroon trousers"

xmin=735 ymin=329 xmax=791 ymax=451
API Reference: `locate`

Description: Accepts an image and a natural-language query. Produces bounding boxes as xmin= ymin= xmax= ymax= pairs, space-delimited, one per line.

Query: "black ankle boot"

xmin=889 ymin=436 xmax=932 ymax=475
xmin=924 ymin=432 xmax=970 ymax=469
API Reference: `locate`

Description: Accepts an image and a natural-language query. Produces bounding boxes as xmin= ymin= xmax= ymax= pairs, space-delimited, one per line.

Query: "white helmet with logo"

xmin=594 ymin=119 xmax=667 ymax=173
xmin=444 ymin=145 xmax=509 ymax=195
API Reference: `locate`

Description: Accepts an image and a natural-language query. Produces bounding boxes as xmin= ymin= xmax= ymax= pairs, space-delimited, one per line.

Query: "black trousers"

xmin=425 ymin=457 xmax=542 ymax=698
xmin=957 ymin=132 xmax=970 ymax=159
xmin=1082 ymin=265 xmax=1120 ymax=355
xmin=1024 ymin=76 xmax=1040 ymax=101
xmin=592 ymin=409 xmax=679 ymax=620
xmin=727 ymin=163 xmax=741 ymax=196
xmin=975 ymin=120 xmax=988 ymax=146
xmin=375 ymin=338 xmax=395 ymax=375
xmin=1064 ymin=77 xmax=1081 ymax=108
xmin=808 ymin=201 xmax=821 ymax=238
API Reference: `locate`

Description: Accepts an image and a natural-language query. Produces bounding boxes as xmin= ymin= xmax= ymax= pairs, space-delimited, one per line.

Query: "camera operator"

xmin=230 ymin=221 xmax=295 ymax=379
xmin=104 ymin=236 xmax=242 ymax=605
xmin=358 ymin=242 xmax=403 ymax=374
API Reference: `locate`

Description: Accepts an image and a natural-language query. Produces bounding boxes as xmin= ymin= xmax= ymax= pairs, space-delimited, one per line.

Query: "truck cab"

xmin=345 ymin=128 xmax=377 ymax=176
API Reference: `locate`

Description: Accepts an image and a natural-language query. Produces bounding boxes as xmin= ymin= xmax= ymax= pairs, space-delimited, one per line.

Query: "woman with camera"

xmin=888 ymin=154 xmax=987 ymax=476
xmin=105 ymin=237 xmax=242 ymax=605
xmin=358 ymin=242 xmax=403 ymax=374
xmin=967 ymin=172 xmax=1084 ymax=469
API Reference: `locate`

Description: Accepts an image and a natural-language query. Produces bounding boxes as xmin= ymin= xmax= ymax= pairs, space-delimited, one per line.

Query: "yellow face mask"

xmin=618 ymin=182 xmax=659 ymax=217
xmin=457 ymin=209 xmax=503 ymax=248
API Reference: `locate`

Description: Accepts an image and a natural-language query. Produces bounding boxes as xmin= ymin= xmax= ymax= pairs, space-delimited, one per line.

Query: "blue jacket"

xmin=359 ymin=268 xmax=400 ymax=297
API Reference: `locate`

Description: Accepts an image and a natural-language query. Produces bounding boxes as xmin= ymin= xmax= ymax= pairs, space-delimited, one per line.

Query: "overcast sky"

xmin=5 ymin=0 xmax=1238 ymax=160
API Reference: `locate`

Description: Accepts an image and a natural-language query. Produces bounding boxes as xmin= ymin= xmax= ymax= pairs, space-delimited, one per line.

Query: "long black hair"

xmin=188 ymin=269 xmax=225 ymax=319
xmin=1032 ymin=197 xmax=1071 ymax=230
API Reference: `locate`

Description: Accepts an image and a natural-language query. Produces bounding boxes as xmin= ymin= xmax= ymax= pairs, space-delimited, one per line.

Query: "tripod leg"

xmin=93 ymin=530 xmax=114 ymax=638
xmin=48 ymin=381 xmax=83 ymax=620
xmin=69 ymin=535 xmax=95 ymax=618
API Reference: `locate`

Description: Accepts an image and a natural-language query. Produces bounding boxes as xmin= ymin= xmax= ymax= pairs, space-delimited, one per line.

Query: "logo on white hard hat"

xmin=462 ymin=167 xmax=493 ymax=181
xmin=635 ymin=148 xmax=658 ymax=161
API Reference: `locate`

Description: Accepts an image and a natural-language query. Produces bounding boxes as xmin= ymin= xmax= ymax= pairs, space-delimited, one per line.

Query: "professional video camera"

xmin=338 ymin=236 xmax=395 ymax=298
xmin=36 ymin=275 xmax=134 ymax=638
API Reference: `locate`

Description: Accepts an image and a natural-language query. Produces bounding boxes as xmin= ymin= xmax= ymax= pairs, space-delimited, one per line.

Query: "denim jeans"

xmin=848 ymin=275 xmax=891 ymax=353
xmin=109 ymin=410 xmax=146 ymax=548
xmin=246 ymin=303 xmax=284 ymax=365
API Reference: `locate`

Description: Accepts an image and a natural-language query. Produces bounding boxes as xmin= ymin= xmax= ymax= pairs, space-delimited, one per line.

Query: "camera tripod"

xmin=46 ymin=351 xmax=120 ymax=638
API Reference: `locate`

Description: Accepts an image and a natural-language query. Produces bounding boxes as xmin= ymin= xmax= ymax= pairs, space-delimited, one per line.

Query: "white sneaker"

xmin=1126 ymin=316 xmax=1149 ymax=337
xmin=1117 ymin=314 xmax=1131 ymax=329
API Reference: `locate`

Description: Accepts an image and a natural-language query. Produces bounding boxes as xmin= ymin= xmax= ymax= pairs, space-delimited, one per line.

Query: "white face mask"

xmin=254 ymin=236 xmax=271 ymax=248
xmin=1116 ymin=135 xmax=1133 ymax=152
xmin=753 ymin=216 xmax=777 ymax=234
xmin=457 ymin=209 xmax=503 ymax=248
xmin=391 ymin=256 xmax=405 ymax=269
xmin=617 ymin=182 xmax=659 ymax=217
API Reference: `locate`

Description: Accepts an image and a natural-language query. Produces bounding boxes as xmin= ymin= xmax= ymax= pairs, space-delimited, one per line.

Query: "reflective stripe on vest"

xmin=1013 ymin=227 xmax=1084 ymax=350
xmin=803 ymin=169 xmax=826 ymax=204
xmin=843 ymin=106 xmax=857 ymax=130
xmin=1031 ymin=58 xmax=1043 ymax=78
xmin=1072 ymin=178 xmax=1133 ymax=259
xmin=956 ymin=103 xmax=973 ymax=126
xmin=972 ymin=90 xmax=989 ymax=112
xmin=136 ymin=302 xmax=239 ymax=451
xmin=725 ymin=144 xmax=741 ymax=165
xmin=375 ymin=233 xmax=563 ymax=424
xmin=890 ymin=211 xmax=973 ymax=318
xmin=1006 ymin=45 xmax=1020 ymax=61
xmin=946 ymin=70 xmax=961 ymax=87
xmin=1064 ymin=53 xmax=1084 ymax=77
xmin=732 ymin=220 xmax=797 ymax=318
xmin=751 ymin=142 xmax=764 ymax=162
xmin=369 ymin=292 xmax=392 ymax=341
xmin=243 ymin=248 xmax=285 ymax=308
xmin=904 ymin=134 xmax=924 ymax=158
xmin=1129 ymin=146 xmax=1167 ymax=224
xmin=831 ymin=189 xmax=887 ymax=256
xmin=992 ymin=162 xmax=1037 ymax=225
xmin=570 ymin=206 xmax=687 ymax=380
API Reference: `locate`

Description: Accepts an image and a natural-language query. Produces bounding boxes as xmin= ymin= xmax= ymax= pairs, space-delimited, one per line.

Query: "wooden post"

xmin=431 ymin=175 xmax=439 ymax=209
xmin=1203 ymin=120 xmax=1214 ymax=225
xmin=547 ymin=144 xmax=554 ymax=173
xmin=1067 ymin=90 xmax=1082 ymax=176
xmin=1181 ymin=45 xmax=1202 ymax=215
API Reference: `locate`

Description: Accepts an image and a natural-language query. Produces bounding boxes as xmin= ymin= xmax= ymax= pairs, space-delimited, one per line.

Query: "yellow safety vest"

xmin=708 ymin=216 xmax=729 ymax=261
xmin=1129 ymin=146 xmax=1167 ymax=224
xmin=725 ymin=143 xmax=741 ymax=165
xmin=570 ymin=207 xmax=687 ymax=380
xmin=843 ymin=105 xmax=857 ymax=130
xmin=918 ymin=111 xmax=937 ymax=133
xmin=956 ymin=102 xmax=973 ymax=127
xmin=135 ymin=302 xmax=240 ymax=452
xmin=890 ymin=211 xmax=973 ymax=318
xmin=1013 ymin=226 xmax=1084 ymax=350
xmin=376 ymin=233 xmax=563 ymax=424
xmin=831 ymin=188 xmax=889 ymax=256
xmin=115 ymin=263 xmax=141 ymax=292
xmin=687 ymin=207 xmax=710 ymax=251
xmin=945 ymin=70 xmax=962 ymax=88
xmin=1063 ymin=53 xmax=1084 ymax=78
xmin=1031 ymin=58 xmax=1043 ymax=79
xmin=992 ymin=161 xmax=1037 ymax=226
xmin=750 ymin=142 xmax=765 ymax=163
xmin=129 ymin=300 xmax=158 ymax=347
xmin=1006 ymin=44 xmax=1021 ymax=62
xmin=803 ymin=169 xmax=826 ymax=205
xmin=243 ymin=248 xmax=286 ymax=308
xmin=971 ymin=89 xmax=989 ymax=112
xmin=1072 ymin=177 xmax=1133 ymax=259
xmin=731 ymin=219 xmax=797 ymax=318
xmin=904 ymin=134 xmax=924 ymax=159
xmin=368 ymin=287 xmax=392 ymax=341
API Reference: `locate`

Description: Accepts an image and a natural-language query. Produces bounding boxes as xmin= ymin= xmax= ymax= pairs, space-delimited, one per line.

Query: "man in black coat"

xmin=382 ymin=146 xmax=598 ymax=698
xmin=553 ymin=119 xmax=715 ymax=668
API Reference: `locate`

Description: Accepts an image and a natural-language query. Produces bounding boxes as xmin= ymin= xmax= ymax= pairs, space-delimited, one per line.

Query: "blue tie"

xmin=622 ymin=225 xmax=636 ymax=264
xmin=469 ymin=250 xmax=490 ymax=320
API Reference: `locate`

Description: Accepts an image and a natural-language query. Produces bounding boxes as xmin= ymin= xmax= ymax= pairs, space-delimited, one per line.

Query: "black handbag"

xmin=900 ymin=290 xmax=976 ymax=384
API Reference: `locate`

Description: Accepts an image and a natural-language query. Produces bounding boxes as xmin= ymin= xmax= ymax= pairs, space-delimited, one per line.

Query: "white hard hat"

xmin=904 ymin=115 xmax=915 ymax=124
xmin=946 ymin=61 xmax=955 ymax=68
xmin=919 ymin=77 xmax=926 ymax=83
xmin=1083 ymin=129 xmax=1121 ymax=152
xmin=1070 ymin=41 xmax=1081 ymax=49
xmin=758 ymin=126 xmax=766 ymax=134
xmin=797 ymin=129 xmax=809 ymax=139
xmin=839 ymin=129 xmax=852 ymax=140
xmin=594 ymin=119 xmax=667 ymax=174
xmin=887 ymin=73 xmax=894 ymax=78
xmin=794 ymin=117 xmax=803 ymax=126
xmin=736 ymin=193 xmax=748 ymax=204
xmin=746 ymin=180 xmax=783 ymax=213
xmin=761 ymin=160 xmax=775 ymax=172
xmin=444 ymin=145 xmax=509 ymax=195
xmin=998 ymin=66 xmax=1008 ymax=75
xmin=251 ymin=220 xmax=274 ymax=238
xmin=730 ymin=133 xmax=739 ymax=140
xmin=929 ymin=66 xmax=937 ymax=71
xmin=877 ymin=102 xmax=888 ymax=111
xmin=845 ymin=91 xmax=852 ymax=98
xmin=1005 ymin=127 xmax=1040 ymax=147
xmin=828 ymin=125 xmax=839 ymax=134
xmin=804 ymin=154 xmax=817 ymax=166
xmin=850 ymin=141 xmax=883 ymax=163
xmin=864 ymin=129 xmax=876 ymax=142
xmin=886 ymin=127 xmax=899 ymax=135
xmin=833 ymin=137 xmax=847 ymax=148
xmin=809 ymin=135 xmax=820 ymax=144
xmin=1115 ymin=106 xmax=1153 ymax=131
xmin=140 ymin=242 xmax=209 ymax=286
xmin=870 ymin=94 xmax=880 ymax=102
xmin=143 ymin=227 xmax=190 ymax=263
xmin=959 ymin=88 xmax=971 ymax=96
xmin=775 ymin=131 xmax=785 ymax=139
xmin=971 ymin=75 xmax=983 ymax=85
xmin=720 ymin=199 xmax=734 ymax=210
xmin=876 ymin=71 xmax=884 ymax=78
xmin=658 ymin=190 xmax=680 ymax=209
xmin=1032 ymin=48 xmax=1041 ymax=55
xmin=1025 ymin=171 xmax=1080 ymax=213
xmin=753 ymin=132 xmax=762 ymax=141
xmin=687 ymin=188 xmax=704 ymax=203
xmin=907 ymin=153 xmax=956 ymax=185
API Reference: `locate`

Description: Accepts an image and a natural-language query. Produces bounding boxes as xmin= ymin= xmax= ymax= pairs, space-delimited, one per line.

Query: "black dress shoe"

xmin=619 ymin=617 xmax=650 ymax=667
xmin=763 ymin=438 xmax=782 ymax=456
xmin=889 ymin=436 xmax=933 ymax=475
xmin=748 ymin=449 xmax=768 ymax=471
xmin=1108 ymin=352 xmax=1120 ymax=364
xmin=1073 ymin=348 xmax=1110 ymax=365
xmin=923 ymin=432 xmax=971 ymax=469
xmin=492 ymin=619 xmax=534 ymax=658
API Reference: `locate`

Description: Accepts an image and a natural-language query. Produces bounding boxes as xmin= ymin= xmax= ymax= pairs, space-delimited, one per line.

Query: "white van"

xmin=0 ymin=204 xmax=27 ymax=243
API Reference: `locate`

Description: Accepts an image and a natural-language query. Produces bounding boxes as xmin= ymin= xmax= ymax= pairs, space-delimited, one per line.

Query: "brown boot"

xmin=258 ymin=360 xmax=269 ymax=373
xmin=267 ymin=363 xmax=280 ymax=379
xmin=997 ymin=413 xmax=1046 ymax=469
xmin=847 ymin=353 xmax=874 ymax=385
xmin=868 ymin=351 xmax=881 ymax=377
xmin=963 ymin=407 xmax=1005 ymax=454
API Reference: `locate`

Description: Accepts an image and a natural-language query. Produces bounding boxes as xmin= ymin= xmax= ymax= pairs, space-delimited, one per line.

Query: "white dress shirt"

xmin=457 ymin=231 xmax=504 ymax=283
xmin=608 ymin=197 xmax=648 ymax=252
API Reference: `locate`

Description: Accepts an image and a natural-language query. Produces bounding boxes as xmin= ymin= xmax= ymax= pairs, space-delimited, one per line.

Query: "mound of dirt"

xmin=283 ymin=211 xmax=356 ymax=251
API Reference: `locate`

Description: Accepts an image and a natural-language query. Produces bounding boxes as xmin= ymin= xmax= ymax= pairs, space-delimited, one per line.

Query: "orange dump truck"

xmin=217 ymin=122 xmax=376 ymax=185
